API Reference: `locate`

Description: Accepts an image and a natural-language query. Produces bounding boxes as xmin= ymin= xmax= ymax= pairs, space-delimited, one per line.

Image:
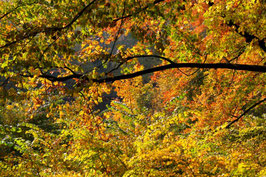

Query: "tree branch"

xmin=227 ymin=20 xmax=265 ymax=52
xmin=96 ymin=63 xmax=265 ymax=83
xmin=0 ymin=1 xmax=39 ymax=21
xmin=62 ymin=0 xmax=98 ymax=29
xmin=0 ymin=0 xmax=98 ymax=49
xmin=208 ymin=2 xmax=265 ymax=52
xmin=36 ymin=62 xmax=266 ymax=83
xmin=106 ymin=55 xmax=175 ymax=75
xmin=226 ymin=98 xmax=266 ymax=128
xmin=124 ymin=55 xmax=176 ymax=64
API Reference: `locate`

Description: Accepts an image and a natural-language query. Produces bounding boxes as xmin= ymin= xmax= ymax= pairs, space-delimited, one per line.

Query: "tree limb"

xmin=226 ymin=98 xmax=266 ymax=128
xmin=0 ymin=0 xmax=98 ymax=49
xmin=208 ymin=2 xmax=265 ymax=52
xmin=95 ymin=63 xmax=265 ymax=83
xmin=36 ymin=62 xmax=266 ymax=83
xmin=0 ymin=1 xmax=39 ymax=21
xmin=227 ymin=20 xmax=266 ymax=52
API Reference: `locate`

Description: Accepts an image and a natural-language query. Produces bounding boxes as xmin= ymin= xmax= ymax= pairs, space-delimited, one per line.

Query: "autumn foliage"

xmin=0 ymin=0 xmax=265 ymax=176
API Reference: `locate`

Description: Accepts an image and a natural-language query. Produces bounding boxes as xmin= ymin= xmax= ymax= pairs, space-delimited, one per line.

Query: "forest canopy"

xmin=0 ymin=0 xmax=265 ymax=176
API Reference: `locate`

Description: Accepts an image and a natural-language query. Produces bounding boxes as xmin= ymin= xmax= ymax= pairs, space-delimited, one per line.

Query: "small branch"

xmin=0 ymin=0 xmax=98 ymax=49
xmin=124 ymin=55 xmax=176 ymax=64
xmin=226 ymin=98 xmax=266 ymax=128
xmin=0 ymin=6 xmax=20 ymax=21
xmin=96 ymin=1 xmax=127 ymax=71
xmin=97 ymin=154 xmax=108 ymax=174
xmin=228 ymin=46 xmax=246 ymax=63
xmin=0 ymin=31 xmax=39 ymax=49
xmin=64 ymin=65 xmax=77 ymax=75
xmin=106 ymin=62 xmax=124 ymax=75
xmin=0 ymin=1 xmax=38 ymax=21
xmin=108 ymin=2 xmax=126 ymax=60
xmin=106 ymin=55 xmax=175 ymax=74
xmin=62 ymin=0 xmax=98 ymax=29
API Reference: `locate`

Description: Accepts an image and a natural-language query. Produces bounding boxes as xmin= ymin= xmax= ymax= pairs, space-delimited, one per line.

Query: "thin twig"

xmin=0 ymin=1 xmax=38 ymax=21
xmin=108 ymin=1 xmax=126 ymax=61
xmin=226 ymin=98 xmax=266 ymax=128
xmin=0 ymin=0 xmax=98 ymax=49
xmin=105 ymin=55 xmax=175 ymax=75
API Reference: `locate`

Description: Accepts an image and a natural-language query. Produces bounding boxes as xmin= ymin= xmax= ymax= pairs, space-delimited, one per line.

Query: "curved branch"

xmin=95 ymin=63 xmax=266 ymax=83
xmin=226 ymin=98 xmax=266 ymax=128
xmin=37 ymin=62 xmax=266 ymax=83
xmin=124 ymin=55 xmax=176 ymax=64
xmin=0 ymin=0 xmax=98 ymax=49
xmin=106 ymin=55 xmax=175 ymax=74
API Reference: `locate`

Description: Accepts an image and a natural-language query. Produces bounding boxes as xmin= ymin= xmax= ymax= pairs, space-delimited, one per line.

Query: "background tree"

xmin=0 ymin=0 xmax=265 ymax=176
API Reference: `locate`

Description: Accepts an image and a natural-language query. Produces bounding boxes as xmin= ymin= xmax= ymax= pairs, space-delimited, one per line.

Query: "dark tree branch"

xmin=62 ymin=0 xmax=98 ymax=30
xmin=106 ymin=55 xmax=175 ymax=75
xmin=39 ymin=73 xmax=82 ymax=82
xmin=226 ymin=98 xmax=266 ymax=128
xmin=124 ymin=55 xmax=176 ymax=64
xmin=106 ymin=62 xmax=124 ymax=75
xmin=0 ymin=1 xmax=38 ymax=21
xmin=35 ymin=62 xmax=266 ymax=83
xmin=180 ymin=55 xmax=207 ymax=76
xmin=0 ymin=0 xmax=98 ymax=49
xmin=227 ymin=20 xmax=265 ymax=52
xmin=64 ymin=66 xmax=77 ymax=75
xmin=109 ymin=2 xmax=126 ymax=59
xmin=96 ymin=63 xmax=265 ymax=83
xmin=0 ymin=5 xmax=20 ymax=21
xmin=208 ymin=2 xmax=265 ymax=52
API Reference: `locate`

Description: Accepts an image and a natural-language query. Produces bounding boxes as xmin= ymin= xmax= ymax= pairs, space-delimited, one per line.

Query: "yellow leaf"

xmin=6 ymin=105 xmax=14 ymax=110
xmin=59 ymin=111 xmax=64 ymax=118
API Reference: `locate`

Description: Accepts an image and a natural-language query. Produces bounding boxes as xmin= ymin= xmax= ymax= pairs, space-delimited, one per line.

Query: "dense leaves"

xmin=0 ymin=0 xmax=265 ymax=176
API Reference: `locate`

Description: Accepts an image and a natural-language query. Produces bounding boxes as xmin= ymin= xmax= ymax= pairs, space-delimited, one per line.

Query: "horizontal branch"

xmin=124 ymin=55 xmax=175 ymax=64
xmin=95 ymin=63 xmax=266 ymax=83
xmin=37 ymin=62 xmax=266 ymax=83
